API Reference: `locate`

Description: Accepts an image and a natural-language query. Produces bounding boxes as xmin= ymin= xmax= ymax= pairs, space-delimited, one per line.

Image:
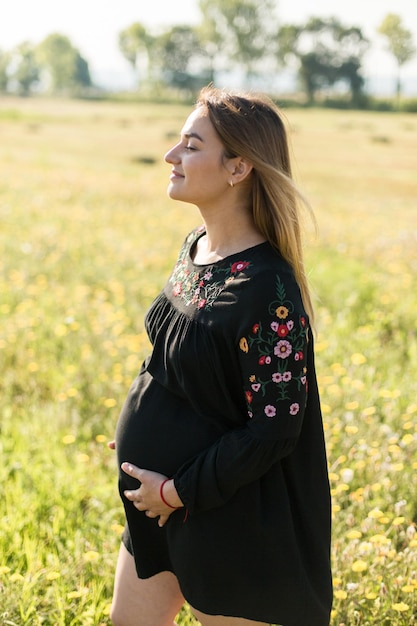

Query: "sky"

xmin=1 ymin=0 xmax=417 ymax=94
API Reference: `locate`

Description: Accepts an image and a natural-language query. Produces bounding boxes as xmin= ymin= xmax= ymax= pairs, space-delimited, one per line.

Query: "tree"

xmin=12 ymin=42 xmax=40 ymax=96
xmin=197 ymin=1 xmax=223 ymax=82
xmin=118 ymin=22 xmax=154 ymax=84
xmin=277 ymin=17 xmax=368 ymax=104
xmin=199 ymin=0 xmax=277 ymax=83
xmin=0 ymin=49 xmax=10 ymax=92
xmin=378 ymin=14 xmax=416 ymax=102
xmin=155 ymin=25 xmax=209 ymax=95
xmin=37 ymin=33 xmax=91 ymax=94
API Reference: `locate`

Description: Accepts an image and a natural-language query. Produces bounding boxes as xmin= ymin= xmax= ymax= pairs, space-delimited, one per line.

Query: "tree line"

xmin=0 ymin=0 xmax=415 ymax=105
xmin=0 ymin=33 xmax=92 ymax=96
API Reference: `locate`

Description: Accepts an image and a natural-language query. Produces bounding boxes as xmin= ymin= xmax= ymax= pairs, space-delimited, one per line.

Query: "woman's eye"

xmin=185 ymin=145 xmax=196 ymax=151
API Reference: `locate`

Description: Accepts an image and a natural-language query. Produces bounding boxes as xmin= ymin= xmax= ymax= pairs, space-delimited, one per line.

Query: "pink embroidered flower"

xmin=270 ymin=321 xmax=279 ymax=331
xmin=197 ymin=299 xmax=206 ymax=309
xmin=301 ymin=375 xmax=307 ymax=385
xmin=199 ymin=280 xmax=204 ymax=287
xmin=265 ymin=356 xmax=272 ymax=365
xmin=231 ymin=261 xmax=250 ymax=273
xmin=286 ymin=320 xmax=294 ymax=331
xmin=277 ymin=324 xmax=289 ymax=337
xmin=290 ymin=403 xmax=300 ymax=415
xmin=295 ymin=350 xmax=304 ymax=361
xmin=203 ymin=271 xmax=212 ymax=280
xmin=251 ymin=383 xmax=261 ymax=392
xmin=173 ymin=283 xmax=182 ymax=296
xmin=264 ymin=405 xmax=277 ymax=418
xmin=283 ymin=371 xmax=292 ymax=382
xmin=274 ymin=340 xmax=292 ymax=359
xmin=272 ymin=372 xmax=283 ymax=383
xmin=252 ymin=323 xmax=260 ymax=334
xmin=245 ymin=391 xmax=253 ymax=404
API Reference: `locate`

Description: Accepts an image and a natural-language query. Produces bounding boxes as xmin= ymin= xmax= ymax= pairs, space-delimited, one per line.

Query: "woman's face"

xmin=164 ymin=107 xmax=232 ymax=208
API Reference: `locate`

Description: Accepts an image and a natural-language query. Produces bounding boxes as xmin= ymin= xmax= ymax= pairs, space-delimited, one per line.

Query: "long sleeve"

xmin=174 ymin=269 xmax=310 ymax=514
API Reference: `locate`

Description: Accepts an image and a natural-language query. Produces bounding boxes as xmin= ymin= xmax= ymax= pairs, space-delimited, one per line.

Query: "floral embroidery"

xmin=239 ymin=337 xmax=249 ymax=353
xmin=231 ymin=261 xmax=250 ymax=273
xmin=277 ymin=324 xmax=289 ymax=337
xmin=276 ymin=305 xmax=289 ymax=319
xmin=264 ymin=405 xmax=277 ymax=418
xmin=274 ymin=340 xmax=292 ymax=358
xmin=258 ymin=355 xmax=272 ymax=365
xmin=169 ymin=230 xmax=252 ymax=310
xmin=239 ymin=275 xmax=308 ymax=420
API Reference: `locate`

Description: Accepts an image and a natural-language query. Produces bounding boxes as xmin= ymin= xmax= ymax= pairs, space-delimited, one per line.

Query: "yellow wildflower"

xmin=352 ymin=560 xmax=367 ymax=572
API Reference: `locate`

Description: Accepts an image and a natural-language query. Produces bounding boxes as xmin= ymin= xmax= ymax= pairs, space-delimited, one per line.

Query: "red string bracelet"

xmin=160 ymin=478 xmax=181 ymax=509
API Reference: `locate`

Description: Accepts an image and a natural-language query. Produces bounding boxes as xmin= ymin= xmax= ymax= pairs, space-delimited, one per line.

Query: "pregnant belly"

xmin=115 ymin=367 xmax=222 ymax=488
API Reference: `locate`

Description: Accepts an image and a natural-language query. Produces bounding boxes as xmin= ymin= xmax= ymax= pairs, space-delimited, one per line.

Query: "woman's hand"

xmin=121 ymin=462 xmax=183 ymax=528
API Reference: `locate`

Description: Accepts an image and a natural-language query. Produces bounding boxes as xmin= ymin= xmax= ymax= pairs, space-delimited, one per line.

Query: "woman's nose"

xmin=164 ymin=143 xmax=180 ymax=164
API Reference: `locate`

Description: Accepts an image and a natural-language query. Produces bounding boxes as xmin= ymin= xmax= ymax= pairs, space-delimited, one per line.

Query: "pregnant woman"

xmin=110 ymin=86 xmax=332 ymax=626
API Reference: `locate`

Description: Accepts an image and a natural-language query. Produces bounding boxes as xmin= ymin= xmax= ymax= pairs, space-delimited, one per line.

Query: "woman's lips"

xmin=170 ymin=170 xmax=184 ymax=180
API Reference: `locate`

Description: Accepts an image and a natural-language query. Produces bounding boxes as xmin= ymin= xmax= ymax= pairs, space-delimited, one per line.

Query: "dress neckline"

xmin=189 ymin=227 xmax=269 ymax=269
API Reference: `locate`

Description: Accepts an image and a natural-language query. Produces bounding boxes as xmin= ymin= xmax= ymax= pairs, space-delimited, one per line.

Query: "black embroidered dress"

xmin=115 ymin=227 xmax=332 ymax=626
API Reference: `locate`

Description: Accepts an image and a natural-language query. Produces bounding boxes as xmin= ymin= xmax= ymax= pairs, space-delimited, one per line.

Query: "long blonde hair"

xmin=196 ymin=86 xmax=315 ymax=325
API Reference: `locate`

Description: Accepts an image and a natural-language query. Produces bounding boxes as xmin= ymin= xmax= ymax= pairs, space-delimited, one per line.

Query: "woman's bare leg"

xmin=110 ymin=542 xmax=185 ymax=626
xmin=190 ymin=606 xmax=269 ymax=626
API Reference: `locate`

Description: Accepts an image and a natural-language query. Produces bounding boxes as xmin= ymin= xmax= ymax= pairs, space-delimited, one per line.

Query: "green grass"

xmin=1 ymin=96 xmax=416 ymax=625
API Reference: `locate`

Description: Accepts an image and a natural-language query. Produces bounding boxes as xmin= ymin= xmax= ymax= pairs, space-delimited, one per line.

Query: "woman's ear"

xmin=228 ymin=157 xmax=253 ymax=186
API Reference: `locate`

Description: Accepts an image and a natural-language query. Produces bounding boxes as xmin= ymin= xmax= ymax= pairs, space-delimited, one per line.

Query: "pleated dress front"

xmin=115 ymin=226 xmax=333 ymax=626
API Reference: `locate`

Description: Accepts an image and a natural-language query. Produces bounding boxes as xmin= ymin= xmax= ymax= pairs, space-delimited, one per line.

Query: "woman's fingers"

xmin=121 ymin=463 xmax=174 ymax=525
xmin=124 ymin=488 xmax=140 ymax=501
xmin=121 ymin=462 xmax=144 ymax=480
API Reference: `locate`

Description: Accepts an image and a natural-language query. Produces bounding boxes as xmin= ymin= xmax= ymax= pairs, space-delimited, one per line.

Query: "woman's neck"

xmin=193 ymin=212 xmax=265 ymax=264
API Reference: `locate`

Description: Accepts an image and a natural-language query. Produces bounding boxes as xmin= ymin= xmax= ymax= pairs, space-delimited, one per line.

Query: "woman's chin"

xmin=167 ymin=184 xmax=180 ymax=200
xmin=167 ymin=187 xmax=191 ymax=204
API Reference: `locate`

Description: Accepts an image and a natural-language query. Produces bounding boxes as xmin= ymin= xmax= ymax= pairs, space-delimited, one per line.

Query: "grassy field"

xmin=0 ymin=95 xmax=416 ymax=625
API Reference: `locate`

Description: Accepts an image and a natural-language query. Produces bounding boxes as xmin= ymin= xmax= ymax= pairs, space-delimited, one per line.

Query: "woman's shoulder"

xmin=245 ymin=244 xmax=300 ymax=289
xmin=235 ymin=246 xmax=307 ymax=319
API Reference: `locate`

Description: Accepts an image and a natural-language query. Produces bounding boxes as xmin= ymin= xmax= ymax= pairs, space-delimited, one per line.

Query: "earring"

xmin=229 ymin=180 xmax=234 ymax=188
